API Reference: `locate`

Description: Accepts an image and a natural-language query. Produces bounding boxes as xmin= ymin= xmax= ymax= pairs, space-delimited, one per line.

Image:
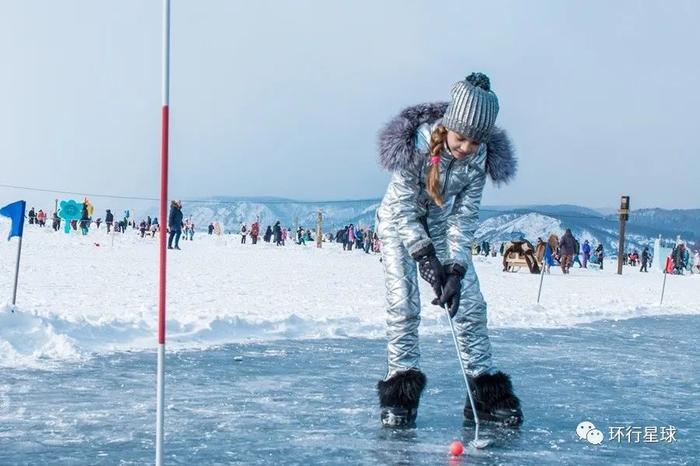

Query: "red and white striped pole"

xmin=156 ymin=0 xmax=171 ymax=464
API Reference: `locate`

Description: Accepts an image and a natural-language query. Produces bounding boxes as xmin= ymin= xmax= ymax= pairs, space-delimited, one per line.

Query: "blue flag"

xmin=0 ymin=200 xmax=26 ymax=240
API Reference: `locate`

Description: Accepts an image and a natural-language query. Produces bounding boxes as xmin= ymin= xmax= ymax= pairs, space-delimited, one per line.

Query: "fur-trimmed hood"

xmin=377 ymin=102 xmax=517 ymax=185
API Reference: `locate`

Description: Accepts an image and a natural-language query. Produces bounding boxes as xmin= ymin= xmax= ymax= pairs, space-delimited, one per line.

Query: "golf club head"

xmin=470 ymin=438 xmax=491 ymax=449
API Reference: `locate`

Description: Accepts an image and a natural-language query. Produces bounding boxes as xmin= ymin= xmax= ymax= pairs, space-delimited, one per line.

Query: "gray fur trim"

xmin=377 ymin=102 xmax=517 ymax=184
xmin=377 ymin=102 xmax=448 ymax=173
xmin=485 ymin=127 xmax=517 ymax=185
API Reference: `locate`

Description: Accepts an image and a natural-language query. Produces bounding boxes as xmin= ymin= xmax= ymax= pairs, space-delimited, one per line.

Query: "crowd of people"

xmin=332 ymin=224 xmax=380 ymax=253
xmin=26 ymin=201 xmax=385 ymax=253
xmin=24 ymin=201 xmax=191 ymax=250
xmin=20 ymin=204 xmax=700 ymax=272
xmin=666 ymin=242 xmax=698 ymax=275
xmin=24 ymin=199 xmax=394 ymax=258
xmin=497 ymin=229 xmax=700 ymax=275
xmin=510 ymin=232 xmax=640 ymax=274
xmin=234 ymin=221 xmax=382 ymax=253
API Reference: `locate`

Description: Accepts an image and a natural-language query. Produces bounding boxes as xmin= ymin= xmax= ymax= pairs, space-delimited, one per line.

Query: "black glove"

xmin=431 ymin=264 xmax=466 ymax=318
xmin=411 ymin=244 xmax=445 ymax=301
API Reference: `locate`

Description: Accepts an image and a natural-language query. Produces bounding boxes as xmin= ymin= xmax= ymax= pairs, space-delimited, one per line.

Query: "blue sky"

xmin=1 ymin=0 xmax=698 ymax=210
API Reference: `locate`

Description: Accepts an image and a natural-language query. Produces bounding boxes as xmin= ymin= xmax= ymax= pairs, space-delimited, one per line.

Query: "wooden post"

xmin=316 ymin=211 xmax=322 ymax=248
xmin=617 ymin=196 xmax=630 ymax=275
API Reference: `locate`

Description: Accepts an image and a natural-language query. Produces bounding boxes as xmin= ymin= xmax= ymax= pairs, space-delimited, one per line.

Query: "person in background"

xmin=105 ymin=209 xmax=114 ymax=233
xmin=543 ymin=239 xmax=554 ymax=274
xmin=372 ymin=231 xmax=381 ymax=253
xmin=36 ymin=209 xmax=46 ymax=227
xmin=240 ymin=223 xmax=248 ymax=244
xmin=581 ymin=239 xmax=591 ymax=268
xmin=355 ymin=228 xmax=363 ymax=250
xmin=572 ymin=237 xmax=583 ymax=267
xmin=640 ymin=246 xmax=650 ymax=272
xmin=182 ymin=218 xmax=192 ymax=241
xmin=559 ymin=229 xmax=576 ymax=274
xmin=168 ymin=200 xmax=183 ymax=250
xmin=273 ymin=221 xmax=282 ymax=246
xmin=80 ymin=203 xmax=91 ymax=235
xmin=364 ymin=228 xmax=373 ymax=253
xmin=339 ymin=226 xmax=348 ymax=250
xmin=481 ymin=240 xmax=490 ymax=257
xmin=52 ymin=211 xmax=61 ymax=231
xmin=251 ymin=220 xmax=260 ymax=244
xmin=594 ymin=243 xmax=604 ymax=269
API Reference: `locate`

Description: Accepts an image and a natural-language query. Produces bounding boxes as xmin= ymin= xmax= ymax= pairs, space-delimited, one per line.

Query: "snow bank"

xmin=1 ymin=223 xmax=698 ymax=368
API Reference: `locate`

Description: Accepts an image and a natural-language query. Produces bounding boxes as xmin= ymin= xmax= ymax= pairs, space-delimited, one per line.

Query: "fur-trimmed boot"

xmin=377 ymin=369 xmax=427 ymax=427
xmin=463 ymin=371 xmax=523 ymax=427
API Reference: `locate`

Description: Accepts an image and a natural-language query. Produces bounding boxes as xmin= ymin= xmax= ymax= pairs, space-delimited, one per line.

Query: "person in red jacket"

xmin=251 ymin=221 xmax=260 ymax=244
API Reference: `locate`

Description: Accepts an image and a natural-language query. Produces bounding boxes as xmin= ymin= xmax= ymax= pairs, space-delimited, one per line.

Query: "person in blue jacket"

xmin=582 ymin=239 xmax=591 ymax=268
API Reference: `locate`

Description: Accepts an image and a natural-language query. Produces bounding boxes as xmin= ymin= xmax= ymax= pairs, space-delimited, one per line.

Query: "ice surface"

xmin=0 ymin=315 xmax=696 ymax=465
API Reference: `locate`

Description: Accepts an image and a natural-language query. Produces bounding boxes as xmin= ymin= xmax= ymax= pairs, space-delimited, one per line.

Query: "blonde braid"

xmin=426 ymin=125 xmax=447 ymax=207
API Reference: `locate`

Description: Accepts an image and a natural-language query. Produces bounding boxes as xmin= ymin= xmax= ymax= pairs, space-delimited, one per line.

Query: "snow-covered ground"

xmin=1 ymin=224 xmax=698 ymax=369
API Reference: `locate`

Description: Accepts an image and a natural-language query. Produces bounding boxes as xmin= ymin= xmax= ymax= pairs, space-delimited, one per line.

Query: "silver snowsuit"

xmin=375 ymin=102 xmax=516 ymax=380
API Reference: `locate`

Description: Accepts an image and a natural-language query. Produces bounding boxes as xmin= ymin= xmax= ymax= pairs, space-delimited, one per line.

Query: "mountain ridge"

xmin=143 ymin=197 xmax=698 ymax=251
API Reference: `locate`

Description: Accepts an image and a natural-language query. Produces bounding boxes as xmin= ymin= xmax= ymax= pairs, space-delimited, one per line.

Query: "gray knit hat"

xmin=442 ymin=72 xmax=499 ymax=142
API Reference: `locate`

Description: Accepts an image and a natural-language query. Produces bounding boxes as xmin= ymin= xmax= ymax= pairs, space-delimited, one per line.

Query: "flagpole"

xmin=156 ymin=0 xmax=171 ymax=464
xmin=1 ymin=200 xmax=26 ymax=311
xmin=11 ymin=235 xmax=22 ymax=307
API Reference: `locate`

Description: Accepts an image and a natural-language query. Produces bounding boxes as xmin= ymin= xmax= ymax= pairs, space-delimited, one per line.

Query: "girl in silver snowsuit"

xmin=375 ymin=73 xmax=523 ymax=427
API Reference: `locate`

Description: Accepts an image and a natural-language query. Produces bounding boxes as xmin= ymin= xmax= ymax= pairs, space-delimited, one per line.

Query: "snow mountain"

xmin=157 ymin=197 xmax=381 ymax=234
xmin=150 ymin=197 xmax=697 ymax=251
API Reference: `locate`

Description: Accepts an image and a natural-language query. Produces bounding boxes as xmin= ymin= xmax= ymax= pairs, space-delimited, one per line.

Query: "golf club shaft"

xmin=444 ymin=304 xmax=481 ymax=445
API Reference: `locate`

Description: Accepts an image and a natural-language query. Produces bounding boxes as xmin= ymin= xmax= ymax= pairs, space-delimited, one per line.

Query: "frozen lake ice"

xmin=0 ymin=314 xmax=696 ymax=465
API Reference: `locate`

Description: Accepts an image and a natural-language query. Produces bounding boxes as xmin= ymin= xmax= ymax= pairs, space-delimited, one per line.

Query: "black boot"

xmin=377 ymin=369 xmax=426 ymax=428
xmin=463 ymin=371 xmax=523 ymax=427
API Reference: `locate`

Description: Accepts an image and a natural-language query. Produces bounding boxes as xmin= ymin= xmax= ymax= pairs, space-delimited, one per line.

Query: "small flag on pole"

xmin=0 ymin=200 xmax=26 ymax=240
xmin=0 ymin=200 xmax=26 ymax=308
